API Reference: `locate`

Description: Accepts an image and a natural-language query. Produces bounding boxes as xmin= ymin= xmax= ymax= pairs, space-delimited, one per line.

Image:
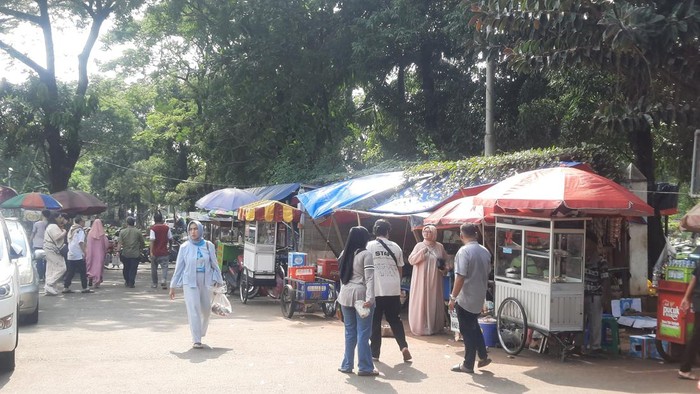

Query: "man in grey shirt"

xmin=448 ymin=223 xmax=492 ymax=373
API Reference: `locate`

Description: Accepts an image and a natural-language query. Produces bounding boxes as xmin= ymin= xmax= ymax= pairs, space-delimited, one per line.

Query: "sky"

xmin=1 ymin=19 xmax=118 ymax=84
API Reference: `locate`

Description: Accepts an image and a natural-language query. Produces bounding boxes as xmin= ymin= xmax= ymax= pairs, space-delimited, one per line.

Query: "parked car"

xmin=6 ymin=219 xmax=39 ymax=324
xmin=0 ymin=216 xmax=21 ymax=372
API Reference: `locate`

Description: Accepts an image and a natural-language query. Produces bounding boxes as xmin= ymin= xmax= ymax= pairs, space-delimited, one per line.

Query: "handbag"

xmin=48 ymin=229 xmax=68 ymax=259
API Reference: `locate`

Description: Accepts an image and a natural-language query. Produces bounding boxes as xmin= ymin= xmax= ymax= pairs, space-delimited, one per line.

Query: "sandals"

xmin=678 ymin=371 xmax=697 ymax=380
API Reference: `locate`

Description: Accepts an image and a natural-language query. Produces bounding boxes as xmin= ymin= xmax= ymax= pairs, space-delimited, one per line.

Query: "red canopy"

xmin=423 ymin=196 xmax=494 ymax=227
xmin=473 ymin=167 xmax=655 ymax=217
xmin=237 ymin=200 xmax=301 ymax=223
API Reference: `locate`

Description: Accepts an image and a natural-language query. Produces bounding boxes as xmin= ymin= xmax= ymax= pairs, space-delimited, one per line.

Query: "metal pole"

xmin=484 ymin=60 xmax=496 ymax=156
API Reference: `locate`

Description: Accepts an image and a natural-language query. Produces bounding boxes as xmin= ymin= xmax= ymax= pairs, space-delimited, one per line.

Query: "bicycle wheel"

xmin=497 ymin=297 xmax=528 ymax=355
xmin=321 ymin=301 xmax=337 ymax=318
xmin=281 ymin=285 xmax=296 ymax=318
xmin=239 ymin=270 xmax=249 ymax=304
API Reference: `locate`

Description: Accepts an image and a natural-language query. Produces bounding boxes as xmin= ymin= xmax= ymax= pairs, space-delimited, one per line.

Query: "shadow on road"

xmin=468 ymin=370 xmax=528 ymax=394
xmin=344 ymin=373 xmax=399 ymax=394
xmin=375 ymin=360 xmax=427 ymax=383
xmin=170 ymin=346 xmax=232 ymax=364
xmin=0 ymin=370 xmax=13 ymax=390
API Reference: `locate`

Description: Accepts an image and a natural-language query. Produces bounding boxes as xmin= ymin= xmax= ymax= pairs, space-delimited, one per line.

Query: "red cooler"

xmin=656 ymin=280 xmax=695 ymax=344
xmin=317 ymin=258 xmax=340 ymax=281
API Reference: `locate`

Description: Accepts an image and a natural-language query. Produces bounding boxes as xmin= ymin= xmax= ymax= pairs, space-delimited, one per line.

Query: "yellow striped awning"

xmin=237 ymin=200 xmax=302 ymax=223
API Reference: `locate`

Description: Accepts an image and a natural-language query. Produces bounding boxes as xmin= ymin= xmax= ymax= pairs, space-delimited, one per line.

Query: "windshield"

xmin=6 ymin=221 xmax=28 ymax=251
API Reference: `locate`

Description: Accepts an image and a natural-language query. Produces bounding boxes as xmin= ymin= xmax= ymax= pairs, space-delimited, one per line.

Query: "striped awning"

xmin=237 ymin=200 xmax=302 ymax=223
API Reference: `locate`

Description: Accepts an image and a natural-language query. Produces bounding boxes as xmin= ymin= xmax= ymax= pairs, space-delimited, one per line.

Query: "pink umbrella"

xmin=681 ymin=203 xmax=700 ymax=232
xmin=473 ymin=167 xmax=654 ymax=217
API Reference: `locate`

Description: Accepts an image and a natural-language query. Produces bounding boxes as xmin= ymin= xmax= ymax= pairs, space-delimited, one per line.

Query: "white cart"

xmin=493 ymin=215 xmax=587 ymax=360
xmin=240 ymin=221 xmax=284 ymax=303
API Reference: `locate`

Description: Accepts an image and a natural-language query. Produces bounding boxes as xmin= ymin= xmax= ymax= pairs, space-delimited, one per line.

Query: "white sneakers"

xmin=44 ymin=285 xmax=58 ymax=295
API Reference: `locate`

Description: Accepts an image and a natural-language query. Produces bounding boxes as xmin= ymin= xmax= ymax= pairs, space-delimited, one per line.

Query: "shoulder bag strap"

xmin=376 ymin=239 xmax=398 ymax=266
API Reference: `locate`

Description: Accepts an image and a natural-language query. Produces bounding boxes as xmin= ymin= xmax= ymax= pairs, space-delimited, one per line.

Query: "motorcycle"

xmin=223 ymin=256 xmax=243 ymax=296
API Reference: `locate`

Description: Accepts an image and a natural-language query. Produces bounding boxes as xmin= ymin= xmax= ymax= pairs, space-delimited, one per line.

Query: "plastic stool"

xmin=601 ymin=314 xmax=620 ymax=354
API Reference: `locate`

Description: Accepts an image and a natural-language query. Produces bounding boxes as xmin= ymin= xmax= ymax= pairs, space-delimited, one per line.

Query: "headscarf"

xmin=188 ymin=220 xmax=205 ymax=247
xmin=89 ymin=219 xmax=106 ymax=239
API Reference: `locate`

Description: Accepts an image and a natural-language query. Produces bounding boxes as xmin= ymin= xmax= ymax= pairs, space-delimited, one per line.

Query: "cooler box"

xmin=317 ymin=258 xmax=339 ymax=281
xmin=645 ymin=334 xmax=669 ymax=360
xmin=288 ymin=252 xmax=308 ymax=267
xmin=629 ymin=335 xmax=651 ymax=358
xmin=289 ymin=266 xmax=316 ymax=282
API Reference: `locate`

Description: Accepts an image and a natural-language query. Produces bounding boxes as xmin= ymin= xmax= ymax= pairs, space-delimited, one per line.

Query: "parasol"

xmin=680 ymin=203 xmax=700 ymax=233
xmin=422 ymin=196 xmax=493 ymax=227
xmin=52 ymin=190 xmax=107 ymax=215
xmin=0 ymin=192 xmax=62 ymax=210
xmin=237 ymin=200 xmax=301 ymax=223
xmin=0 ymin=186 xmax=18 ymax=204
xmin=473 ymin=167 xmax=654 ymax=217
xmin=195 ymin=188 xmax=259 ymax=212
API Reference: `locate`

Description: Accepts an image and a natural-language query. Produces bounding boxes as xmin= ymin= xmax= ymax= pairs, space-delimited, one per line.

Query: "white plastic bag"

xmin=354 ymin=300 xmax=370 ymax=319
xmin=211 ymin=292 xmax=232 ymax=317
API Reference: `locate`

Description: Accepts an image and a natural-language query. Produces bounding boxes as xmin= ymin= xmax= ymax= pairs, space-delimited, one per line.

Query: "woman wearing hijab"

xmin=85 ymin=219 xmax=109 ymax=289
xmin=407 ymin=224 xmax=448 ymax=336
xmin=337 ymin=226 xmax=377 ymax=376
xmin=169 ymin=221 xmax=224 ymax=348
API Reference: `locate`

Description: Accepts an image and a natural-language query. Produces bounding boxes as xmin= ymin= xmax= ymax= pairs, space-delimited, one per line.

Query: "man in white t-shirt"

xmin=63 ymin=216 xmax=93 ymax=294
xmin=367 ymin=219 xmax=411 ymax=362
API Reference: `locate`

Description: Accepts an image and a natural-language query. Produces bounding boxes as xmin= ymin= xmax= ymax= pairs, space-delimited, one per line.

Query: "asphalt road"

xmin=0 ymin=264 xmax=696 ymax=393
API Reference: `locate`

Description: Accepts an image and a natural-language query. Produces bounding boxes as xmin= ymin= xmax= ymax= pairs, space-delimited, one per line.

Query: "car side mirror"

xmin=33 ymin=249 xmax=46 ymax=261
xmin=10 ymin=243 xmax=24 ymax=259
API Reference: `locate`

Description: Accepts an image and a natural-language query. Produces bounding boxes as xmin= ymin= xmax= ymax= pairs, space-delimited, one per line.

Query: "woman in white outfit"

xmin=43 ymin=212 xmax=67 ymax=295
xmin=169 ymin=221 xmax=224 ymax=348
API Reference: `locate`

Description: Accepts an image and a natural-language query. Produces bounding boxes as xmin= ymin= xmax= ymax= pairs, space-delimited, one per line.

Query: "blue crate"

xmin=299 ymin=282 xmax=332 ymax=301
xmin=288 ymin=252 xmax=308 ymax=267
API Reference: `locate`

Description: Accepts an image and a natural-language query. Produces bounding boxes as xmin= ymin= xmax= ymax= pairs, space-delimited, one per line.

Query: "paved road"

xmin=0 ymin=265 xmax=695 ymax=393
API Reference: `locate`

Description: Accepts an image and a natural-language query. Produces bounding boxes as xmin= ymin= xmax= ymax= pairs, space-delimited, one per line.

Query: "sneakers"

xmin=357 ymin=369 xmax=379 ymax=376
xmin=451 ymin=363 xmax=474 ymax=374
xmin=401 ymin=347 xmax=412 ymax=362
xmin=44 ymin=285 xmax=58 ymax=295
xmin=161 ymin=283 xmax=168 ymax=289
xmin=193 ymin=343 xmax=203 ymax=349
xmin=81 ymin=289 xmax=94 ymax=294
xmin=477 ymin=358 xmax=492 ymax=368
xmin=62 ymin=288 xmax=74 ymax=294
xmin=151 ymin=283 xmax=158 ymax=288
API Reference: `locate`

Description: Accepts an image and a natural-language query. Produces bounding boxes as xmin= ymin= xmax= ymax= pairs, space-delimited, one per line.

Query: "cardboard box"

xmin=611 ymin=298 xmax=642 ymax=317
xmin=629 ymin=335 xmax=651 ymax=359
xmin=317 ymin=258 xmax=339 ymax=281
xmin=288 ymin=252 xmax=308 ymax=267
xmin=645 ymin=334 xmax=669 ymax=360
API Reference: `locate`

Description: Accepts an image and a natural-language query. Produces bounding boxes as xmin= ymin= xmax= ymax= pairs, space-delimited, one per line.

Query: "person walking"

xmin=407 ymin=224 xmax=448 ymax=335
xmin=367 ymin=219 xmax=411 ymax=363
xmin=30 ymin=209 xmax=50 ymax=282
xmin=679 ymin=260 xmax=700 ymax=380
xmin=85 ymin=219 xmax=109 ymax=289
xmin=43 ymin=212 xmax=67 ymax=296
xmin=448 ymin=223 xmax=492 ymax=373
xmin=169 ymin=221 xmax=223 ymax=349
xmin=150 ymin=211 xmax=173 ymax=289
xmin=337 ymin=226 xmax=377 ymax=376
xmin=63 ymin=216 xmax=92 ymax=294
xmin=118 ymin=217 xmax=144 ymax=288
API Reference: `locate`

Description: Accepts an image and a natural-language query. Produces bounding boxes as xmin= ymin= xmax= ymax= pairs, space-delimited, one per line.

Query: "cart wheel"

xmin=240 ymin=270 xmax=249 ymax=304
xmin=281 ymin=285 xmax=295 ymax=318
xmin=497 ymin=297 xmax=528 ymax=355
xmin=655 ymin=338 xmax=685 ymax=363
xmin=321 ymin=301 xmax=337 ymax=318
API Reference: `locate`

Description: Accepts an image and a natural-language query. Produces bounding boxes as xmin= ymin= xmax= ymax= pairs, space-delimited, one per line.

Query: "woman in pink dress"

xmin=85 ymin=219 xmax=109 ymax=288
xmin=407 ymin=225 xmax=448 ymax=335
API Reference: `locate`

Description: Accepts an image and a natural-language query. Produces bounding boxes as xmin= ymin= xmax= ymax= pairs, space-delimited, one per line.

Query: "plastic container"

xmin=288 ymin=266 xmax=316 ymax=282
xmin=601 ymin=313 xmax=620 ymax=354
xmin=288 ymin=252 xmax=308 ymax=267
xmin=479 ymin=318 xmax=498 ymax=347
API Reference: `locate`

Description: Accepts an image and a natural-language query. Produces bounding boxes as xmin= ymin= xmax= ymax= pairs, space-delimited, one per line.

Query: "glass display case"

xmin=494 ymin=215 xmax=587 ymax=332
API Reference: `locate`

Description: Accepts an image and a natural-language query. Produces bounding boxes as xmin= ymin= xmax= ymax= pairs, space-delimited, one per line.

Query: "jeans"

xmin=456 ymin=304 xmax=487 ymax=370
xmin=340 ymin=305 xmax=375 ymax=373
xmin=33 ymin=247 xmax=46 ymax=280
xmin=370 ymin=295 xmax=408 ymax=358
xmin=584 ymin=295 xmax=603 ymax=351
xmin=151 ymin=255 xmax=170 ymax=285
xmin=121 ymin=256 xmax=140 ymax=287
xmin=681 ymin=308 xmax=700 ymax=372
xmin=64 ymin=259 xmax=88 ymax=289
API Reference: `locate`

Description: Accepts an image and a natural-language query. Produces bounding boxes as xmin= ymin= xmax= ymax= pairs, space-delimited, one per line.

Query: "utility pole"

xmin=484 ymin=59 xmax=496 ymax=156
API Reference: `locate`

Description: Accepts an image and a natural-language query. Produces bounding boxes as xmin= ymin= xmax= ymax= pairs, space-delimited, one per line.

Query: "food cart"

xmin=493 ymin=215 xmax=587 ymax=360
xmin=237 ymin=200 xmax=301 ymax=303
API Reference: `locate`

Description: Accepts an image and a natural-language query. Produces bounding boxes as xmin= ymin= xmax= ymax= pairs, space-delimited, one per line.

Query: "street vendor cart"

xmin=493 ymin=215 xmax=587 ymax=360
xmin=237 ymin=200 xmax=301 ymax=303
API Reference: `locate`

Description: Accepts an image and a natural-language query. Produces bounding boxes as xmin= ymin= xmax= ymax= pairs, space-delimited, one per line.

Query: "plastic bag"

xmin=211 ymin=292 xmax=232 ymax=317
xmin=354 ymin=300 xmax=370 ymax=319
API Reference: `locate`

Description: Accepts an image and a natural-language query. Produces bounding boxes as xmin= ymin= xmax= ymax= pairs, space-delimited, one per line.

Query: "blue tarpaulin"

xmin=370 ymin=176 xmax=454 ymax=215
xmin=245 ymin=183 xmax=300 ymax=202
xmin=297 ymin=172 xmax=406 ymax=219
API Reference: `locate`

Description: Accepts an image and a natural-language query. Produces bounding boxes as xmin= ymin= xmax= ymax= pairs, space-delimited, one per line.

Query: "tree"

xmin=0 ymin=0 xmax=145 ymax=192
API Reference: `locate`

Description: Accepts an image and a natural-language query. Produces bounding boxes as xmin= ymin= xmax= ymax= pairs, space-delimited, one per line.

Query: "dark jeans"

xmin=370 ymin=295 xmax=408 ymax=358
xmin=64 ymin=259 xmax=88 ymax=289
xmin=456 ymin=303 xmax=487 ymax=370
xmin=681 ymin=309 xmax=700 ymax=372
xmin=121 ymin=256 xmax=140 ymax=287
xmin=33 ymin=247 xmax=46 ymax=280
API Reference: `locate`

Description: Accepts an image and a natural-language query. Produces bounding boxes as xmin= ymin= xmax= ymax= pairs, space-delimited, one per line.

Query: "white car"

xmin=0 ymin=216 xmax=20 ymax=372
xmin=6 ymin=219 xmax=39 ymax=324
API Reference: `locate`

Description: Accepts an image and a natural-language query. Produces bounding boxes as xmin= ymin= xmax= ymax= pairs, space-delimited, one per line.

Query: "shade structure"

xmin=0 ymin=186 xmax=18 ymax=204
xmin=52 ymin=190 xmax=107 ymax=215
xmin=195 ymin=188 xmax=259 ymax=211
xmin=0 ymin=192 xmax=62 ymax=210
xmin=473 ymin=167 xmax=655 ymax=217
xmin=422 ymin=196 xmax=493 ymax=227
xmin=237 ymin=200 xmax=301 ymax=223
xmin=681 ymin=203 xmax=700 ymax=232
